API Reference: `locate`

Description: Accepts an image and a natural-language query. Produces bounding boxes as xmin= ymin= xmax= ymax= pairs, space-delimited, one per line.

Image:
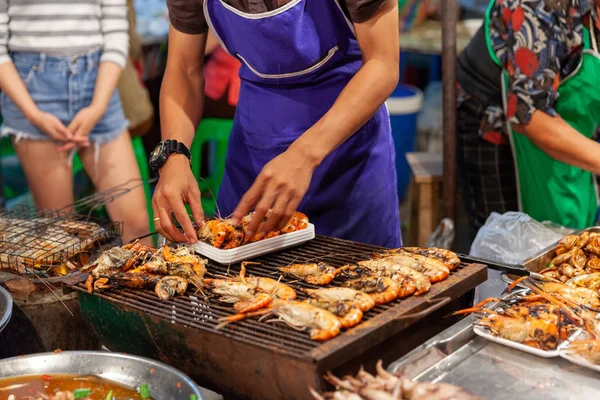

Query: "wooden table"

xmin=407 ymin=152 xmax=443 ymax=247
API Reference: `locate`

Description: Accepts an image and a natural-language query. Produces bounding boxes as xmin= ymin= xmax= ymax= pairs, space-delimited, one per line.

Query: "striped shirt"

xmin=0 ymin=0 xmax=129 ymax=68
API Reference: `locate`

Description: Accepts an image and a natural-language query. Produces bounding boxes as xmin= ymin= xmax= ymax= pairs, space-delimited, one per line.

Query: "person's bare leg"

xmin=13 ymin=138 xmax=74 ymax=212
xmin=79 ymin=131 xmax=151 ymax=246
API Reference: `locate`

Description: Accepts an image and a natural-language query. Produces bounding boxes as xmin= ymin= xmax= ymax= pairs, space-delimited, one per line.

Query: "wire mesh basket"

xmin=0 ymin=205 xmax=122 ymax=277
xmin=0 ymin=178 xmax=154 ymax=277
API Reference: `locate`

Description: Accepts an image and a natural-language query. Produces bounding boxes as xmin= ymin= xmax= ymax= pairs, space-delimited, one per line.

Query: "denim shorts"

xmin=0 ymin=50 xmax=128 ymax=145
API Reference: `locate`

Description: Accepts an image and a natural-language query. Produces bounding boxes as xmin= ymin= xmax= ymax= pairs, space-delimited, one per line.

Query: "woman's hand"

xmin=231 ymin=147 xmax=317 ymax=236
xmin=152 ymin=155 xmax=204 ymax=244
xmin=55 ymin=106 xmax=104 ymax=151
xmin=29 ymin=110 xmax=73 ymax=143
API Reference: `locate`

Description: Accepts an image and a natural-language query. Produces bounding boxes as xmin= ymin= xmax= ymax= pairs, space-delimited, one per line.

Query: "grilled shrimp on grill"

xmin=278 ymin=262 xmax=339 ymax=285
xmin=155 ymin=276 xmax=188 ymax=300
xmin=304 ymin=287 xmax=376 ymax=312
xmin=341 ymin=277 xmax=402 ymax=304
xmin=303 ymin=298 xmax=363 ymax=329
xmin=204 ymin=278 xmax=272 ymax=313
xmin=349 ymin=259 xmax=432 ymax=295
xmin=220 ymin=299 xmax=342 ymax=341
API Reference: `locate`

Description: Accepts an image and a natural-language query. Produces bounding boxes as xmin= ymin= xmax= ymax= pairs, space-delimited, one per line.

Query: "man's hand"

xmin=152 ymin=155 xmax=204 ymax=243
xmin=231 ymin=147 xmax=316 ymax=236
xmin=55 ymin=106 xmax=104 ymax=151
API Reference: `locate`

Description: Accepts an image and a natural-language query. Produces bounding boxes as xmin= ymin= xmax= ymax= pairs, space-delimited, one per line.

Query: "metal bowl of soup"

xmin=0 ymin=285 xmax=12 ymax=333
xmin=0 ymin=351 xmax=203 ymax=399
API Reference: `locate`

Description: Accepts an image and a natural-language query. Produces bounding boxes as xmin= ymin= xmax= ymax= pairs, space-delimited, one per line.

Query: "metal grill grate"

xmin=73 ymin=236 xmax=484 ymax=359
xmin=0 ymin=205 xmax=122 ymax=275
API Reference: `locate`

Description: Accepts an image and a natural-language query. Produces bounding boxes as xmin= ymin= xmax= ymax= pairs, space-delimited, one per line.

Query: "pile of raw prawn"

xmin=310 ymin=360 xmax=481 ymax=400
xmin=83 ymin=241 xmax=208 ymax=300
xmin=198 ymin=210 xmax=309 ymax=249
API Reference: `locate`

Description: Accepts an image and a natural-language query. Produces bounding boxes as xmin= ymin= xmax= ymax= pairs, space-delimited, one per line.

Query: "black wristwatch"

xmin=149 ymin=140 xmax=192 ymax=177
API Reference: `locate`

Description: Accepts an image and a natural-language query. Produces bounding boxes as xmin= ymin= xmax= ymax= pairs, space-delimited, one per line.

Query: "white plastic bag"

xmin=416 ymin=81 xmax=443 ymax=153
xmin=470 ymin=212 xmax=572 ymax=303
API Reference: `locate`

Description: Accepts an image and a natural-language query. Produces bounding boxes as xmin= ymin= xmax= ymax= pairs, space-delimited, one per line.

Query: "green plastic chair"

xmin=190 ymin=118 xmax=233 ymax=217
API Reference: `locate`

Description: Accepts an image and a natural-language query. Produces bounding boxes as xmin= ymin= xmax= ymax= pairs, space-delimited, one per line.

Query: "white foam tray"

xmin=190 ymin=223 xmax=315 ymax=264
xmin=559 ymin=330 xmax=600 ymax=373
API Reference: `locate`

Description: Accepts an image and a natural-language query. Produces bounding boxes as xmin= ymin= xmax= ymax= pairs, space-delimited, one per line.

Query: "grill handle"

xmin=395 ymin=296 xmax=451 ymax=321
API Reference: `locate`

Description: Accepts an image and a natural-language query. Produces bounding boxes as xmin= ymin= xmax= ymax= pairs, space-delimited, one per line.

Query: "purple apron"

xmin=205 ymin=0 xmax=402 ymax=247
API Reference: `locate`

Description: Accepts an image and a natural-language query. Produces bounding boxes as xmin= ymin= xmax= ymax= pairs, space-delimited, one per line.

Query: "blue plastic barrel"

xmin=386 ymin=84 xmax=423 ymax=202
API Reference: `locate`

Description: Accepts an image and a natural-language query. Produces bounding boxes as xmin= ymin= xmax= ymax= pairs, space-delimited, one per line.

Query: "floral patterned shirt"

xmin=458 ymin=0 xmax=600 ymax=145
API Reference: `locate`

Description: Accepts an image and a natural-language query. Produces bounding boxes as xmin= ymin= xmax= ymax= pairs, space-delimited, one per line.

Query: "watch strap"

xmin=165 ymin=140 xmax=191 ymax=160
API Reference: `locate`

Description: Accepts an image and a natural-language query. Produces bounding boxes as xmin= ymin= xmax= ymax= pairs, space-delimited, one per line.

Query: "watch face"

xmin=149 ymin=142 xmax=164 ymax=170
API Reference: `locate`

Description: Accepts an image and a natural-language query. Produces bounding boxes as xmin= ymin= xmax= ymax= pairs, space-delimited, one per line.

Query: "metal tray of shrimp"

xmin=497 ymin=226 xmax=600 ymax=285
xmin=522 ymin=226 xmax=600 ymax=273
xmin=387 ymin=316 xmax=600 ymax=400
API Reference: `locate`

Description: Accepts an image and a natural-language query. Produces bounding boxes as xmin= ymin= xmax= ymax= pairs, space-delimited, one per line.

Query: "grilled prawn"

xmin=235 ymin=262 xmax=296 ymax=300
xmin=220 ymin=299 xmax=342 ymax=341
xmin=527 ymin=281 xmax=600 ymax=309
xmin=342 ymin=277 xmax=402 ymax=304
xmin=567 ymin=272 xmax=600 ymax=291
xmin=372 ymin=253 xmax=450 ymax=283
xmin=155 ymin=276 xmax=188 ymax=300
xmin=304 ymin=287 xmax=376 ymax=312
xmin=278 ymin=262 xmax=339 ymax=285
xmin=477 ymin=314 xmax=565 ymax=350
xmin=352 ymin=259 xmax=432 ymax=295
xmin=563 ymin=339 xmax=600 ymax=364
xmin=204 ymin=278 xmax=272 ymax=313
xmin=198 ymin=219 xmax=237 ymax=248
xmin=390 ymin=247 xmax=461 ymax=271
xmin=303 ymin=298 xmax=363 ymax=329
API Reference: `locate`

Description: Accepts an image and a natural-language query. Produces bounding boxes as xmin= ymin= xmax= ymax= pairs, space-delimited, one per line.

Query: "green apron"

xmin=484 ymin=1 xmax=600 ymax=228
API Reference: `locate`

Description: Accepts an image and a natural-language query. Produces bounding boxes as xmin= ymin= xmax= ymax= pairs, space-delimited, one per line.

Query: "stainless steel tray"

xmin=496 ymin=227 xmax=600 ymax=285
xmin=522 ymin=226 xmax=600 ymax=273
xmin=388 ymin=316 xmax=600 ymax=399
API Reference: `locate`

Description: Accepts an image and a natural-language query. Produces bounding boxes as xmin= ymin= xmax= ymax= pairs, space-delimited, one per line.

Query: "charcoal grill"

xmin=73 ymin=236 xmax=486 ymax=400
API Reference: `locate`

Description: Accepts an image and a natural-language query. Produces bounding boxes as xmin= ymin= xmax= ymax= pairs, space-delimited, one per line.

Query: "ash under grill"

xmin=73 ymin=236 xmax=484 ymax=360
xmin=0 ymin=205 xmax=122 ymax=273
